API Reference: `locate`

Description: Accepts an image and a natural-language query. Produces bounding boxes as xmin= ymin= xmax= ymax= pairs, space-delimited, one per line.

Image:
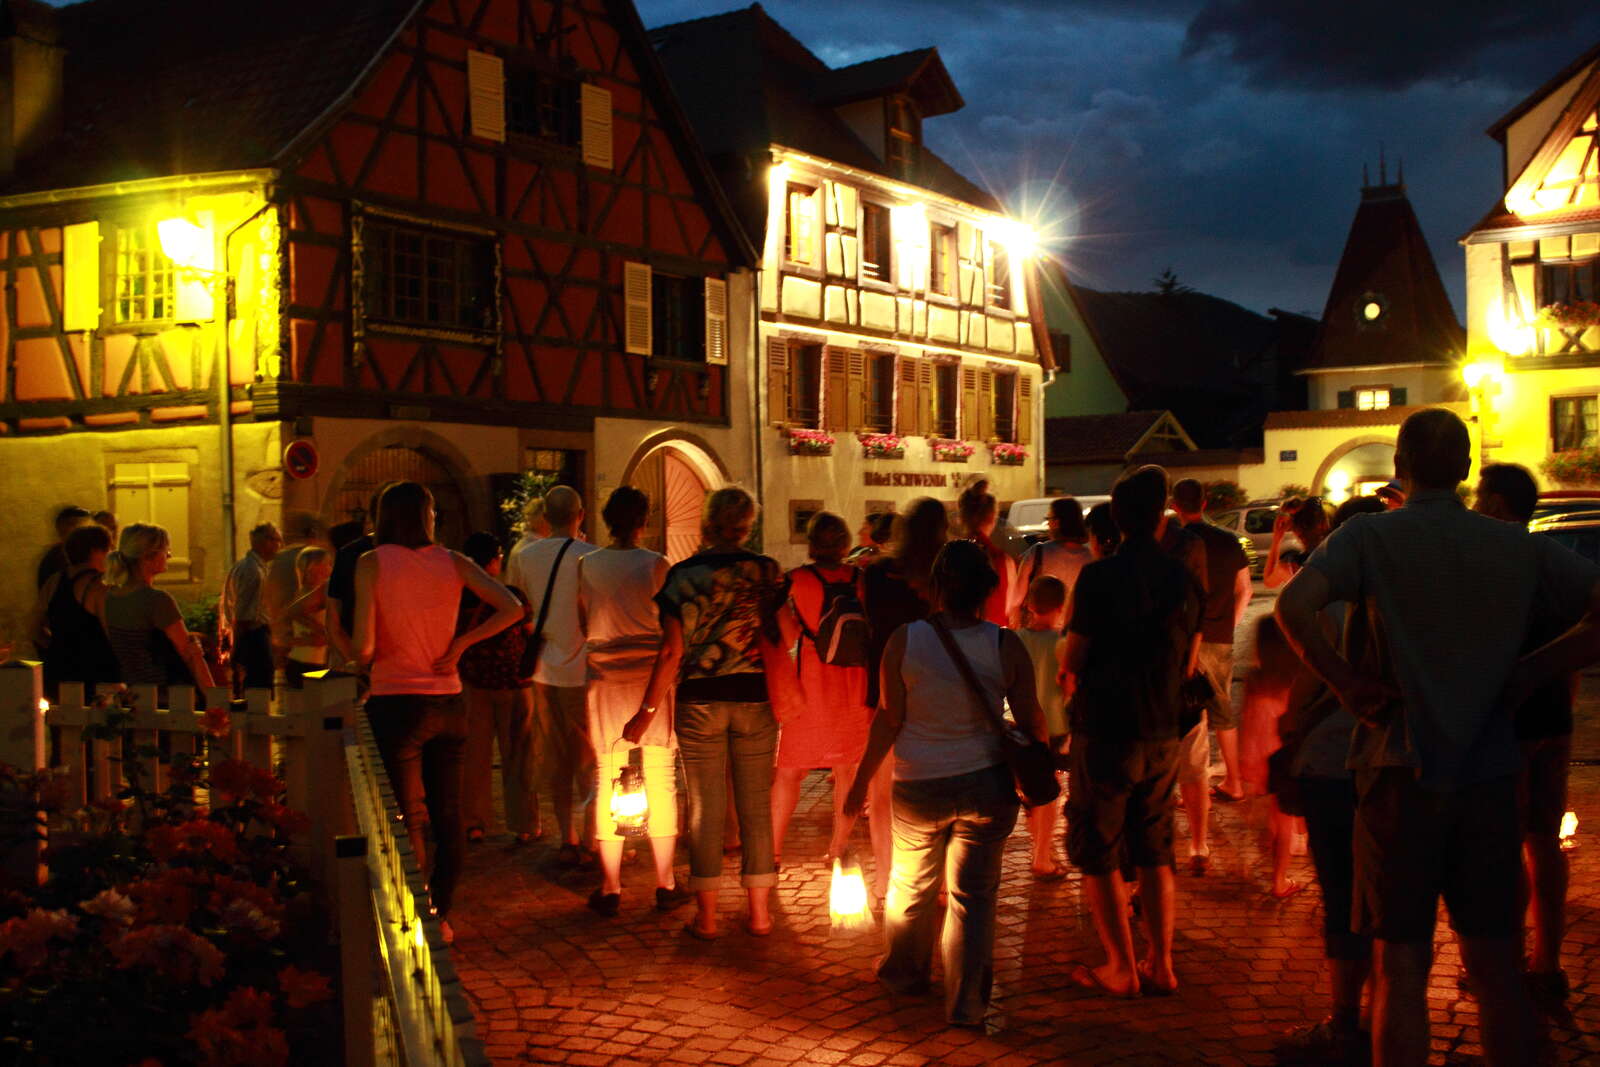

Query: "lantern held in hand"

xmin=1560 ymin=810 xmax=1578 ymax=851
xmin=610 ymin=762 xmax=649 ymax=839
xmin=830 ymin=852 xmax=872 ymax=931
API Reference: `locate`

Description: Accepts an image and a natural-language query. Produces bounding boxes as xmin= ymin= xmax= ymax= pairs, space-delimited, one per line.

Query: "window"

xmin=1541 ymin=259 xmax=1599 ymax=305
xmin=933 ymin=363 xmax=958 ymax=438
xmin=930 ymin=223 xmax=956 ymax=296
xmin=506 ymin=64 xmax=576 ymax=144
xmin=993 ymin=370 xmax=1017 ymax=442
xmin=785 ymin=183 xmax=819 ymax=266
xmin=109 ymin=460 xmax=193 ymax=582
xmin=987 ymin=240 xmax=1012 ymax=309
xmin=651 ymin=273 xmax=705 ymax=361
xmin=789 ymin=500 xmax=824 ymax=546
xmin=790 ymin=343 xmax=823 ymax=427
xmin=113 ymin=223 xmax=175 ymax=323
xmin=861 ymin=201 xmax=892 ymax=283
xmin=363 ymin=220 xmax=496 ymax=332
xmin=865 ymin=352 xmax=895 ymax=432
xmin=1244 ymin=509 xmax=1277 ymax=535
xmin=1553 ymin=395 xmax=1598 ymax=451
xmin=887 ymin=96 xmax=919 ymax=174
xmin=1355 ymin=388 xmax=1391 ymax=411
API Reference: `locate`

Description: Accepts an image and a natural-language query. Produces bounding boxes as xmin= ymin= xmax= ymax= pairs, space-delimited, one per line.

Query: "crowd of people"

xmin=23 ymin=408 xmax=1600 ymax=1064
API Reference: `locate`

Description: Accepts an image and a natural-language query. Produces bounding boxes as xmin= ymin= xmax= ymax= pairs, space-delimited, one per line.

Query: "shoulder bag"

xmin=518 ymin=538 xmax=574 ymax=682
xmin=928 ymin=616 xmax=1060 ymax=808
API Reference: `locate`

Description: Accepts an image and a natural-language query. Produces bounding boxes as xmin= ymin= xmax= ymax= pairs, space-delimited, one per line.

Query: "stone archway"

xmin=1311 ymin=434 xmax=1397 ymax=500
xmin=323 ymin=426 xmax=491 ymax=548
xmin=620 ymin=432 xmax=729 ymax=563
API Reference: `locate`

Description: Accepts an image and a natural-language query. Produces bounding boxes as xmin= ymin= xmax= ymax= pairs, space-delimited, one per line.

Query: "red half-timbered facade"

xmin=0 ymin=0 xmax=753 ymax=634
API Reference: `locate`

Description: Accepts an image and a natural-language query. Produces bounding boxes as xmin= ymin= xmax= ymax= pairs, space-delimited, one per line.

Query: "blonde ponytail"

xmin=104 ymin=549 xmax=131 ymax=588
xmin=108 ymin=523 xmax=170 ymax=588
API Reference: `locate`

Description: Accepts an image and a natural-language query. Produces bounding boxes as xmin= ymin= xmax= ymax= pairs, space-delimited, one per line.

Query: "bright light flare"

xmin=1323 ymin=469 xmax=1353 ymax=505
xmin=610 ymin=764 xmax=650 ymax=838
xmin=1460 ymin=359 xmax=1506 ymax=391
xmin=157 ymin=217 xmax=214 ymax=272
xmin=37 ymin=698 xmax=49 ymax=714
xmin=1484 ymin=303 xmax=1534 ymax=357
xmin=1560 ymin=810 xmax=1578 ymax=850
xmin=829 ymin=855 xmax=872 ymax=930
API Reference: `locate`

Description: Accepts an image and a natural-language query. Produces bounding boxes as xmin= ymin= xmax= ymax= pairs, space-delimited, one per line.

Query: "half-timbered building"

xmin=0 ymin=0 xmax=753 ymax=636
xmin=1464 ymin=40 xmax=1600 ymax=487
xmin=652 ymin=6 xmax=1052 ymax=565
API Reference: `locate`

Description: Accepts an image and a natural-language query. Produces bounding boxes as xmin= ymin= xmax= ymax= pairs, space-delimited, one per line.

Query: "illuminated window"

xmin=113 ymin=223 xmax=175 ymax=323
xmin=987 ymin=240 xmax=1012 ymax=309
xmin=363 ymin=219 xmax=496 ymax=332
xmin=1355 ymin=388 xmax=1391 ymax=411
xmin=1553 ymin=395 xmax=1598 ymax=451
xmin=789 ymin=343 xmax=823 ymax=427
xmin=930 ymin=223 xmax=955 ymax=296
xmin=785 ymin=183 xmax=819 ymax=266
xmin=865 ymin=352 xmax=895 ymax=432
xmin=861 ymin=202 xmax=892 ymax=283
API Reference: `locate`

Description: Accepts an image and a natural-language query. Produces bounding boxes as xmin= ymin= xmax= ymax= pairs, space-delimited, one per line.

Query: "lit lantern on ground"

xmin=830 ymin=852 xmax=872 ymax=931
xmin=1560 ymin=811 xmax=1578 ymax=851
xmin=609 ymin=763 xmax=649 ymax=839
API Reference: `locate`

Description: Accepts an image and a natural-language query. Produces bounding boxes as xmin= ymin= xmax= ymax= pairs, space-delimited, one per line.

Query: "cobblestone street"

xmin=450 ymin=654 xmax=1600 ymax=1065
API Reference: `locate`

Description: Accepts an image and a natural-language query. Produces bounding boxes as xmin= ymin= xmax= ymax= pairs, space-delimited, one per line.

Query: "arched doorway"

xmin=1314 ymin=437 xmax=1397 ymax=504
xmin=335 ymin=445 xmax=471 ymax=549
xmin=629 ymin=447 xmax=707 ymax=562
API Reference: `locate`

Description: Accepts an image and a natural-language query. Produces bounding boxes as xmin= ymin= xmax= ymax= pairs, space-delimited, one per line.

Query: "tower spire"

xmin=1379 ymin=142 xmax=1387 ymax=185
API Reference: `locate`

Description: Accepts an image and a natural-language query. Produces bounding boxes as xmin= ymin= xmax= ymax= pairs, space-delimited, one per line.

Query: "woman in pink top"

xmin=354 ymin=482 xmax=520 ymax=941
xmin=958 ymin=480 xmax=1016 ymax=627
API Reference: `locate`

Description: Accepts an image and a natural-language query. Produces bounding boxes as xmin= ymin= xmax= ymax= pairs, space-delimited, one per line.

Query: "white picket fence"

xmin=0 ymin=661 xmax=487 ymax=1067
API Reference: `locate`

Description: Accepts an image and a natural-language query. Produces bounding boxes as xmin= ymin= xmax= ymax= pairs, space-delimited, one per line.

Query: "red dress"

xmin=778 ymin=564 xmax=870 ymax=769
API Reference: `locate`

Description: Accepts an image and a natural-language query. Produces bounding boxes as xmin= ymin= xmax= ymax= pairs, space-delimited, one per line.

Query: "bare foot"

xmin=1137 ymin=959 xmax=1177 ymax=995
xmin=1071 ymin=961 xmax=1139 ymax=998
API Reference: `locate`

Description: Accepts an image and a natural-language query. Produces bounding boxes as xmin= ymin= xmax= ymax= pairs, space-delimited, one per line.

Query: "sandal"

xmin=1136 ymin=959 xmax=1178 ymax=996
xmin=1271 ymin=880 xmax=1306 ymax=900
xmin=1210 ymin=785 xmax=1244 ymax=803
xmin=1069 ymin=962 xmax=1140 ymax=999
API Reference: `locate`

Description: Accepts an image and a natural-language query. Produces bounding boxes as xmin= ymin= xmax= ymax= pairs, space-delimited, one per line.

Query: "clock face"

xmin=1362 ymin=301 xmax=1383 ymax=321
xmin=1358 ymin=292 xmax=1387 ymax=324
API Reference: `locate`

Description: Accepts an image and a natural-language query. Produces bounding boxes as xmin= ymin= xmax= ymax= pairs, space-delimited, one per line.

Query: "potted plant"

xmin=931 ymin=439 xmax=974 ymax=463
xmin=857 ymin=432 xmax=905 ymax=459
xmin=787 ymin=428 xmax=835 ymax=456
xmin=1542 ymin=449 xmax=1600 ymax=487
xmin=990 ymin=443 xmax=1027 ymax=466
xmin=1535 ymin=301 xmax=1600 ymax=330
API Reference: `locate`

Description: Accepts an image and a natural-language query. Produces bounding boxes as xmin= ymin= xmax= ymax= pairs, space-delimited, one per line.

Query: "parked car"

xmin=1006 ymin=495 xmax=1110 ymax=543
xmin=1532 ymin=490 xmax=1600 ymax=526
xmin=1208 ymin=500 xmax=1289 ymax=575
xmin=1531 ymin=510 xmax=1600 ymax=565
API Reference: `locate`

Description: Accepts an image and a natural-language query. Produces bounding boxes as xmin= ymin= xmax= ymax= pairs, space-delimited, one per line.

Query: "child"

xmin=1015 ymin=575 xmax=1070 ymax=879
xmin=1239 ymin=615 xmax=1304 ymax=897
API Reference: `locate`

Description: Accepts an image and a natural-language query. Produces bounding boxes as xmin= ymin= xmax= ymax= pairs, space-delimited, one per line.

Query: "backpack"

xmin=798 ymin=565 xmax=869 ymax=667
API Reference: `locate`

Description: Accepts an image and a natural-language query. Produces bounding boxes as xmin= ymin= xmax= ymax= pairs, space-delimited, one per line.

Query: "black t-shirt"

xmin=1066 ymin=538 xmax=1201 ymax=742
xmin=1185 ymin=521 xmax=1249 ymax=644
xmin=1517 ymin=608 xmax=1576 ymax=740
xmin=861 ymin=557 xmax=933 ymax=709
xmin=36 ymin=544 xmax=68 ymax=589
xmin=327 ymin=534 xmax=375 ymax=636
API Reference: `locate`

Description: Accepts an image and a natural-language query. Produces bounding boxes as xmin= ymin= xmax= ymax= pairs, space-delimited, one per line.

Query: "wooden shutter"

xmin=467 ymin=50 xmax=505 ymax=142
xmin=845 ymin=350 xmax=866 ymax=430
xmin=704 ymin=276 xmax=727 ymax=364
xmin=581 ymin=83 xmax=613 ymax=168
xmin=766 ymin=337 xmax=790 ymax=425
xmin=623 ymin=261 xmax=651 ymax=355
xmin=977 ymin=369 xmax=995 ymax=441
xmin=63 ymin=221 xmax=100 ymax=331
xmin=1017 ymin=374 xmax=1034 ymax=446
xmin=918 ymin=360 xmax=936 ymax=437
xmin=1390 ymin=387 xmax=1407 ymax=407
xmin=895 ymin=357 xmax=919 ymax=435
xmin=960 ymin=366 xmax=979 ymax=440
xmin=1336 ymin=390 xmax=1354 ymax=409
xmin=824 ymin=346 xmax=849 ymax=430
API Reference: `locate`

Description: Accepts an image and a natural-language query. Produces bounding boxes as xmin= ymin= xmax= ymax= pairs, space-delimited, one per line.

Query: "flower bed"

xmin=990 ymin=443 xmax=1028 ymax=466
xmin=1542 ymin=448 xmax=1600 ymax=487
xmin=787 ymin=428 xmax=835 ymax=456
xmin=931 ymin=439 xmax=974 ymax=463
xmin=0 ymin=694 xmax=333 ymax=1066
xmin=857 ymin=432 xmax=905 ymax=459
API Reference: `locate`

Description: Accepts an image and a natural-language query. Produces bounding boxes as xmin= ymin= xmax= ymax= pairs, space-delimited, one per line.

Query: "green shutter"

xmin=1336 ymin=390 xmax=1354 ymax=409
xmin=1390 ymin=387 xmax=1408 ymax=407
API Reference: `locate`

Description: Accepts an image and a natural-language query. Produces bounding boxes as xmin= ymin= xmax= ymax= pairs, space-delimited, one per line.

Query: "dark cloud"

xmin=1182 ymin=0 xmax=1600 ymax=92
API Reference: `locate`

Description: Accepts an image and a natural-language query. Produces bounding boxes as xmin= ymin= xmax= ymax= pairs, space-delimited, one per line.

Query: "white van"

xmin=1006 ymin=495 xmax=1111 ymax=543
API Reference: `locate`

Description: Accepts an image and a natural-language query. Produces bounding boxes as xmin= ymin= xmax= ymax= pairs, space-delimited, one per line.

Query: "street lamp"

xmin=1460 ymin=359 xmax=1507 ymax=470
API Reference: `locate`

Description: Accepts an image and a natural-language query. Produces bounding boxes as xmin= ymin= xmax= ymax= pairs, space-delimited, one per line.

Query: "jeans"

xmin=463 ymin=686 xmax=538 ymax=835
xmin=880 ymin=763 xmax=1019 ymax=1025
xmin=366 ymin=693 xmax=468 ymax=917
xmin=676 ymin=700 xmax=778 ymax=891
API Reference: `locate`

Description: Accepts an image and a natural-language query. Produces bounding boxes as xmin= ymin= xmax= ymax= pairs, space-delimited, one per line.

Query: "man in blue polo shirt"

xmin=1277 ymin=409 xmax=1600 ymax=1067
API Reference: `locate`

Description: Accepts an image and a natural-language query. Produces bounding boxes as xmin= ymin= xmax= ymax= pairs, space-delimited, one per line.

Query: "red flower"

xmin=202 ymin=706 xmax=232 ymax=739
xmin=248 ymin=767 xmax=284 ymax=800
xmin=276 ymin=965 xmax=332 ymax=1010
xmin=207 ymin=876 xmax=283 ymax=920
xmin=126 ymin=872 xmax=199 ymax=925
xmin=146 ymin=818 xmax=241 ymax=865
xmin=111 ymin=925 xmax=226 ymax=986
xmin=0 ymin=908 xmax=79 ymax=972
xmin=256 ymin=802 xmax=310 ymax=839
xmin=188 ymin=987 xmax=289 ymax=1067
xmin=208 ymin=759 xmax=254 ymax=804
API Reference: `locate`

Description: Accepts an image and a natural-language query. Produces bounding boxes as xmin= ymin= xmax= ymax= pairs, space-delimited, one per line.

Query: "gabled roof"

xmin=649 ymin=4 xmax=998 ymax=214
xmin=1303 ymin=183 xmax=1464 ymax=371
xmin=1044 ymin=410 xmax=1193 ymax=465
xmin=1486 ymin=40 xmax=1600 ymax=140
xmin=815 ymin=49 xmax=963 ymax=117
xmin=2 ymin=0 xmax=416 ymax=194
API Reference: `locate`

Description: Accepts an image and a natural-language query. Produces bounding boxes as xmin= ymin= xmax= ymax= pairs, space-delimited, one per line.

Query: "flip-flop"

xmin=1210 ymin=786 xmax=1245 ymax=803
xmin=683 ymin=921 xmax=719 ymax=941
xmin=1271 ymin=881 xmax=1306 ymax=900
xmin=1031 ymin=864 xmax=1068 ymax=882
xmin=1137 ymin=960 xmax=1178 ymax=997
xmin=1069 ymin=962 xmax=1140 ymax=999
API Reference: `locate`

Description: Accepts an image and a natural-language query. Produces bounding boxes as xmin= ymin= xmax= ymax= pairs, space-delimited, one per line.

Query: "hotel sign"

xmin=864 ymin=471 xmax=951 ymax=487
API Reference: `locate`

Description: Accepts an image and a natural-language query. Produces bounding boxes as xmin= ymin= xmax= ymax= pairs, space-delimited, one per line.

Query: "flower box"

xmin=931 ymin=439 xmax=974 ymax=463
xmin=1536 ymin=301 xmax=1600 ymax=330
xmin=990 ymin=443 xmax=1028 ymax=466
xmin=857 ymin=432 xmax=905 ymax=460
xmin=787 ymin=428 xmax=835 ymax=456
xmin=1542 ymin=448 xmax=1600 ymax=487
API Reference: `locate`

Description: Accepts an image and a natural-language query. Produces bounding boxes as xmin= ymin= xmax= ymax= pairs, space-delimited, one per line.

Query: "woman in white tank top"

xmin=832 ymin=540 xmax=1047 ymax=1027
xmin=353 ymin=482 xmax=521 ymax=943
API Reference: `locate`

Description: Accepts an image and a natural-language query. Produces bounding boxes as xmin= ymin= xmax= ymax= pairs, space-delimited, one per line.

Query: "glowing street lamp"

xmin=157 ymin=217 xmax=215 ymax=273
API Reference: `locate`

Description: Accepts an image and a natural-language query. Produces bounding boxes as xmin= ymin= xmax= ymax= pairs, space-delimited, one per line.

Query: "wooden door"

xmin=336 ymin=446 xmax=470 ymax=550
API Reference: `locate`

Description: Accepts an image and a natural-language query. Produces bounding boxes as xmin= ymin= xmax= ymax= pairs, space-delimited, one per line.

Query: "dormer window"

xmin=887 ymin=96 xmax=919 ymax=174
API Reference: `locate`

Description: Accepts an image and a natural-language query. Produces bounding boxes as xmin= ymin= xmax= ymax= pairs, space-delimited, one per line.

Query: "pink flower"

xmin=0 ymin=908 xmax=78 ymax=971
xmin=111 ymin=925 xmax=226 ymax=987
xmin=79 ymin=888 xmax=136 ymax=927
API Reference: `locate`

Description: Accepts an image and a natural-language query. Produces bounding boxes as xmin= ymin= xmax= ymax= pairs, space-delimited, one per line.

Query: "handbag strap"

xmin=530 ymin=538 xmax=575 ymax=645
xmin=927 ymin=615 xmax=1010 ymax=739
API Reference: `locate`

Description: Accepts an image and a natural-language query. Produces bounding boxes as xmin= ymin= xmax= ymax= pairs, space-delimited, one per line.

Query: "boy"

xmin=1016 ymin=575 xmax=1070 ymax=878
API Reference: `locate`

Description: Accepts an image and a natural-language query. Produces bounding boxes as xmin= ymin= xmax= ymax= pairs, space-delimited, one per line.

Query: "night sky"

xmin=638 ymin=0 xmax=1600 ymax=320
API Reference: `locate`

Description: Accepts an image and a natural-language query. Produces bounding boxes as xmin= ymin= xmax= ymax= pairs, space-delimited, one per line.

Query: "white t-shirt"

xmin=507 ymin=535 xmax=599 ymax=688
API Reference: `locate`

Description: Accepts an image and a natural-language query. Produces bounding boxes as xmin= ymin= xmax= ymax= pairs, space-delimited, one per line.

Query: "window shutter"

xmin=960 ymin=366 xmax=979 ymax=440
xmin=977 ymin=369 xmax=995 ymax=441
xmin=1336 ymin=389 xmax=1354 ymax=409
xmin=623 ymin=261 xmax=652 ymax=355
xmin=580 ymin=83 xmax=613 ymax=169
xmin=766 ymin=337 xmax=790 ymax=426
xmin=824 ymin=346 xmax=849 ymax=430
xmin=918 ymin=360 xmax=935 ymax=437
xmin=1017 ymin=374 xmax=1034 ymax=446
xmin=1390 ymin=386 xmax=1407 ymax=407
xmin=845 ymin=349 xmax=866 ymax=430
xmin=467 ymin=50 xmax=506 ymax=142
xmin=895 ymin=357 xmax=918 ymax=435
xmin=63 ymin=221 xmax=100 ymax=331
xmin=704 ymin=276 xmax=728 ymax=365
